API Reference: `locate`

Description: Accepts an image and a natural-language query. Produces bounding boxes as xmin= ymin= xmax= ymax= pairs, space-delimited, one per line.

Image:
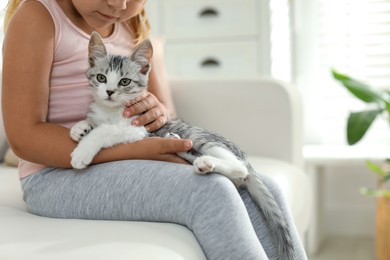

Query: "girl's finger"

xmin=124 ymin=93 xmax=154 ymax=117
xmin=133 ymin=107 xmax=162 ymax=128
xmin=124 ymin=91 xmax=148 ymax=107
xmin=144 ymin=115 xmax=166 ymax=132
xmin=160 ymin=138 xmax=193 ymax=153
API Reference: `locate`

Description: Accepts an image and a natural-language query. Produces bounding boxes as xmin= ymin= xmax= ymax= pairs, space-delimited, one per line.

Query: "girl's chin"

xmin=85 ymin=17 xmax=115 ymax=32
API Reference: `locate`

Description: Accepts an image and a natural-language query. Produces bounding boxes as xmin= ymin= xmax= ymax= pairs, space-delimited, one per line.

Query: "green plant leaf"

xmin=343 ymin=79 xmax=383 ymax=103
xmin=366 ymin=160 xmax=386 ymax=177
xmin=381 ymin=90 xmax=390 ymax=113
xmin=360 ymin=187 xmax=377 ymax=197
xmin=331 ymin=70 xmax=383 ymax=103
xmin=331 ymin=69 xmax=351 ymax=81
xmin=360 ymin=187 xmax=390 ymax=198
xmin=347 ymin=109 xmax=383 ymax=145
xmin=365 ymin=160 xmax=390 ymax=183
xmin=385 ymin=101 xmax=390 ymax=115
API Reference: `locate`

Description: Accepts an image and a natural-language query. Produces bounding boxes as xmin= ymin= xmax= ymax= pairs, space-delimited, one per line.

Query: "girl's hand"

xmin=131 ymin=137 xmax=193 ymax=165
xmin=123 ymin=91 xmax=168 ymax=132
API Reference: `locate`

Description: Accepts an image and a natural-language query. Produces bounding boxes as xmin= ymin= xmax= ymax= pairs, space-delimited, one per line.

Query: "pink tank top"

xmin=18 ymin=0 xmax=136 ymax=178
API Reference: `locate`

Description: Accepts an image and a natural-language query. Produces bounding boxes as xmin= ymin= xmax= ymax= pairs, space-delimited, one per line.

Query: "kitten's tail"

xmin=245 ymin=166 xmax=295 ymax=260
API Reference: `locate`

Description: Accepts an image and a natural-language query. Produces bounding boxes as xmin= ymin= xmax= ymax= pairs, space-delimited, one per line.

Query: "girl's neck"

xmin=56 ymin=0 xmax=114 ymax=38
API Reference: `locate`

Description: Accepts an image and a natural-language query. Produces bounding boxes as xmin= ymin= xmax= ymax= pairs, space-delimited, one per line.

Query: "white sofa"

xmin=0 ymin=78 xmax=311 ymax=259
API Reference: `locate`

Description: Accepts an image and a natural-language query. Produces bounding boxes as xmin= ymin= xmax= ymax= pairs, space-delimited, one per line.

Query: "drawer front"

xmin=165 ymin=41 xmax=258 ymax=77
xmin=162 ymin=0 xmax=258 ymax=39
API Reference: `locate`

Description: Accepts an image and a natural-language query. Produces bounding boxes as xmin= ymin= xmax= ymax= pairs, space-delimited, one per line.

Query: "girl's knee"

xmin=190 ymin=173 xmax=244 ymax=212
xmin=201 ymin=174 xmax=238 ymax=196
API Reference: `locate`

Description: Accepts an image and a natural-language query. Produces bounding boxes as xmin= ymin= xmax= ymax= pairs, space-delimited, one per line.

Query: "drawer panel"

xmin=162 ymin=0 xmax=258 ymax=39
xmin=165 ymin=41 xmax=258 ymax=77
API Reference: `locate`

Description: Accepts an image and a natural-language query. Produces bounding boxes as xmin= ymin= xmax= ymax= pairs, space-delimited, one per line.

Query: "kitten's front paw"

xmin=134 ymin=129 xmax=148 ymax=141
xmin=70 ymin=121 xmax=93 ymax=142
xmin=194 ymin=156 xmax=216 ymax=174
xmin=71 ymin=148 xmax=95 ymax=169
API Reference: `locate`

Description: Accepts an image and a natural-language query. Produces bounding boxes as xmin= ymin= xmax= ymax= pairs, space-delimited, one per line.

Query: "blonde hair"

xmin=4 ymin=0 xmax=21 ymax=31
xmin=129 ymin=8 xmax=151 ymax=45
xmin=4 ymin=0 xmax=151 ymax=45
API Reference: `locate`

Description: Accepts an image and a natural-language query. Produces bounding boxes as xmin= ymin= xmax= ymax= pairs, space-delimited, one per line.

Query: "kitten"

xmin=70 ymin=32 xmax=295 ymax=260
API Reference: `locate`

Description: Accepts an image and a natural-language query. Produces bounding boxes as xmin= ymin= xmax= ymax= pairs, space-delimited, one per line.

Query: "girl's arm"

xmin=2 ymin=2 xmax=191 ymax=169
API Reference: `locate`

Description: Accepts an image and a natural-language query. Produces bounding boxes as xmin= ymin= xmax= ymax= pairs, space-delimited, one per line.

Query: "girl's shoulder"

xmin=7 ymin=0 xmax=55 ymax=40
xmin=4 ymin=0 xmax=55 ymax=73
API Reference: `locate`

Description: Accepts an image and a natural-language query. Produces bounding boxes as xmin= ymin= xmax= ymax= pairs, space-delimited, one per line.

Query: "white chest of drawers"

xmin=146 ymin=0 xmax=271 ymax=78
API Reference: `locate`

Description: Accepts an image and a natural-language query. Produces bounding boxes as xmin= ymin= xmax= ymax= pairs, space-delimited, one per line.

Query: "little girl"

xmin=2 ymin=0 xmax=307 ymax=259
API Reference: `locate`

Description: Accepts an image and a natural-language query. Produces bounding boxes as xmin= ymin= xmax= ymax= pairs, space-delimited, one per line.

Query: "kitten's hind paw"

xmin=194 ymin=156 xmax=216 ymax=174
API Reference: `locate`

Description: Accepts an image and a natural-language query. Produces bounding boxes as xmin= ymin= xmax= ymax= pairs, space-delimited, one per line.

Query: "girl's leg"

xmin=21 ymin=160 xmax=268 ymax=260
xmin=239 ymin=175 xmax=308 ymax=260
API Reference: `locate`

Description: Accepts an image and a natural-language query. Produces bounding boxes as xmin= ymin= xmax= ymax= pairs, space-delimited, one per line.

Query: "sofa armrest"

xmin=169 ymin=78 xmax=304 ymax=167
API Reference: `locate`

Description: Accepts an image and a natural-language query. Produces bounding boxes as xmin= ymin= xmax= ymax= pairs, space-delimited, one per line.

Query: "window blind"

xmin=319 ymin=0 xmax=390 ymax=88
xmin=270 ymin=0 xmax=292 ymax=82
xmin=296 ymin=0 xmax=390 ymax=145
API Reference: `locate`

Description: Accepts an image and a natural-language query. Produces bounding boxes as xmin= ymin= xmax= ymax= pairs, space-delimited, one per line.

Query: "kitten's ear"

xmin=88 ymin=32 xmax=107 ymax=67
xmin=131 ymin=39 xmax=153 ymax=75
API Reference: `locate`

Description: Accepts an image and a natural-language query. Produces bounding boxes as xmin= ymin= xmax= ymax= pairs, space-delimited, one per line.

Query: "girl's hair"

xmin=4 ymin=0 xmax=151 ymax=45
xmin=129 ymin=9 xmax=151 ymax=45
xmin=4 ymin=0 xmax=21 ymax=31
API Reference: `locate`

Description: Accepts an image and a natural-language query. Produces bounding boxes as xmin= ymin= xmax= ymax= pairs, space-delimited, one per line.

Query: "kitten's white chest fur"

xmin=89 ymin=103 xmax=131 ymax=125
xmin=70 ymin=103 xmax=148 ymax=169
xmin=70 ymin=116 xmax=148 ymax=169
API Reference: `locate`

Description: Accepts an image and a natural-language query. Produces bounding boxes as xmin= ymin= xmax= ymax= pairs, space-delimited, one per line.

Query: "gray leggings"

xmin=21 ymin=160 xmax=307 ymax=260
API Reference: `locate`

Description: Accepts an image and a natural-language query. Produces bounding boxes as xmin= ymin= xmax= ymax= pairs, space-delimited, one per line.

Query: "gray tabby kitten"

xmin=70 ymin=32 xmax=295 ymax=260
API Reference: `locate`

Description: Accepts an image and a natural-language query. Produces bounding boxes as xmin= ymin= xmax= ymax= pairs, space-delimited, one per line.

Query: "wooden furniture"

xmin=146 ymin=0 xmax=271 ymax=78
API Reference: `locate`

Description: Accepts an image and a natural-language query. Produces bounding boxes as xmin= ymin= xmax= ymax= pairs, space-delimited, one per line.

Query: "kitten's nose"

xmin=106 ymin=90 xmax=115 ymax=97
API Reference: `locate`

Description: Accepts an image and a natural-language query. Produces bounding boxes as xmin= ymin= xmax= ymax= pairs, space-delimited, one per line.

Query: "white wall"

xmin=323 ymin=166 xmax=376 ymax=237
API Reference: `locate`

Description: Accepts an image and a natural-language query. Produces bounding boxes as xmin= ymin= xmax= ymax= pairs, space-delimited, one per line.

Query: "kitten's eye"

xmin=96 ymin=74 xmax=107 ymax=83
xmin=119 ymin=78 xmax=131 ymax=86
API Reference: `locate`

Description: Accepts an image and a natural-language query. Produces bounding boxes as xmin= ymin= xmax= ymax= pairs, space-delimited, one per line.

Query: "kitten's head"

xmin=87 ymin=32 xmax=153 ymax=108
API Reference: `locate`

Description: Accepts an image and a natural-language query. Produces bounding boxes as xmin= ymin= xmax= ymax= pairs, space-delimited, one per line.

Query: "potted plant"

xmin=332 ymin=69 xmax=390 ymax=260
xmin=363 ymin=159 xmax=390 ymax=260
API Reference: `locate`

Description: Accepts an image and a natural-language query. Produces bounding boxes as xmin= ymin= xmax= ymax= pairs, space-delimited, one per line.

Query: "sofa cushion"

xmin=0 ymin=165 xmax=206 ymax=260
